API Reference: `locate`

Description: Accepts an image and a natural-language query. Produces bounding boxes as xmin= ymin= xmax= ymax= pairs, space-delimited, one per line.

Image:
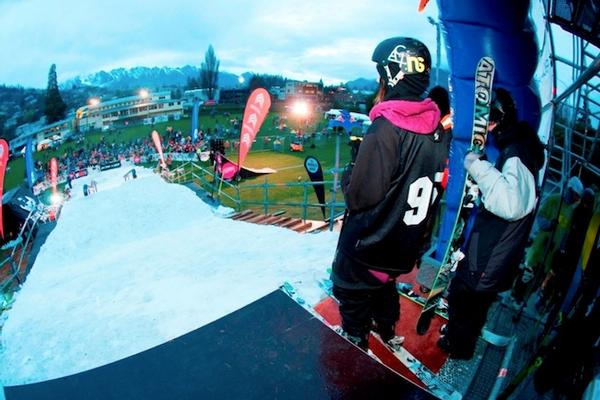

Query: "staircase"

xmin=230 ymin=209 xmax=343 ymax=234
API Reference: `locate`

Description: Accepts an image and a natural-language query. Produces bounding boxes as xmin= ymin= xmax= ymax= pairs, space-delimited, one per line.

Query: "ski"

xmin=417 ymin=56 xmax=496 ymax=335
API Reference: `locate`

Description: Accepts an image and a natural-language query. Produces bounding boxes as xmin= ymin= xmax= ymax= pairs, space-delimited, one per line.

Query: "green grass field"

xmin=6 ymin=106 xmax=356 ymax=220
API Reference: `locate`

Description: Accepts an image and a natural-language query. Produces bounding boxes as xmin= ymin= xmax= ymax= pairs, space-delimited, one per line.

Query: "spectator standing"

xmin=438 ymin=88 xmax=545 ymax=359
xmin=331 ymin=37 xmax=450 ymax=350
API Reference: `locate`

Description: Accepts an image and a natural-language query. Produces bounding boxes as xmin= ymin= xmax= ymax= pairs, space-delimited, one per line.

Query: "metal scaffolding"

xmin=544 ymin=2 xmax=600 ymax=198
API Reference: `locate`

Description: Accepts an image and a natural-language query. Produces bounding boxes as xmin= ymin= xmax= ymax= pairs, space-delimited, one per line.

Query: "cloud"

xmin=0 ymin=0 xmax=441 ymax=88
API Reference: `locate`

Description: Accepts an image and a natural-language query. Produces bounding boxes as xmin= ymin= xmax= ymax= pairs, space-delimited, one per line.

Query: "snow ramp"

xmin=4 ymin=289 xmax=434 ymax=400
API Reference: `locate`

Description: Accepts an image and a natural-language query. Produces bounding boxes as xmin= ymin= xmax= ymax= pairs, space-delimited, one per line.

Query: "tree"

xmin=199 ymin=45 xmax=219 ymax=100
xmin=0 ymin=114 xmax=6 ymax=138
xmin=44 ymin=64 xmax=67 ymax=123
xmin=248 ymin=73 xmax=286 ymax=91
xmin=186 ymin=76 xmax=199 ymax=90
xmin=171 ymin=88 xmax=182 ymax=99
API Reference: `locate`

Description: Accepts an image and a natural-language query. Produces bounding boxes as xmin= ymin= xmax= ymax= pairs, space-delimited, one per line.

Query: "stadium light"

xmin=139 ymin=89 xmax=152 ymax=125
xmin=50 ymin=192 xmax=62 ymax=205
xmin=292 ymin=100 xmax=310 ymax=118
xmin=85 ymin=98 xmax=100 ymax=131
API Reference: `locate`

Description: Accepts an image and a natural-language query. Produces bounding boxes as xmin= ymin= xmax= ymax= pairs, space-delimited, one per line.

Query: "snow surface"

xmin=0 ymin=164 xmax=339 ymax=392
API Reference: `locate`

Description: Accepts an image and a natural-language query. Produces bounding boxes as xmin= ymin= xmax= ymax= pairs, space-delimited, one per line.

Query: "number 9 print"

xmin=403 ymin=173 xmax=444 ymax=226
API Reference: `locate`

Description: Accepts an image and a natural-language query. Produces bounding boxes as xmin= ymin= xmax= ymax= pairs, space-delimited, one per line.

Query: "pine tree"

xmin=44 ymin=64 xmax=67 ymax=124
xmin=199 ymin=45 xmax=219 ymax=100
xmin=186 ymin=76 xmax=199 ymax=90
xmin=248 ymin=73 xmax=286 ymax=91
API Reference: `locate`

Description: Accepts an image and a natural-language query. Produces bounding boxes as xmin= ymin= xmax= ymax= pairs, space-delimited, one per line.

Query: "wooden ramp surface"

xmin=4 ymin=290 xmax=435 ymax=400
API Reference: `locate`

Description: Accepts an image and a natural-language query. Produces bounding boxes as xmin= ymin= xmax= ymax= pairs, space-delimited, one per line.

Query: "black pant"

xmin=332 ymin=281 xmax=399 ymax=339
xmin=445 ymin=278 xmax=497 ymax=358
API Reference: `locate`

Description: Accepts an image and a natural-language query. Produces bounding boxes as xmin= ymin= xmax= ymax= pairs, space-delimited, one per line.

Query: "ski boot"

xmin=334 ymin=326 xmax=369 ymax=351
xmin=372 ymin=322 xmax=405 ymax=350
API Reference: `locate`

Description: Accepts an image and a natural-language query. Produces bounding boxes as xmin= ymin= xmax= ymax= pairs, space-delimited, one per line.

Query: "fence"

xmin=0 ymin=208 xmax=44 ymax=313
xmin=163 ymin=162 xmax=346 ymax=227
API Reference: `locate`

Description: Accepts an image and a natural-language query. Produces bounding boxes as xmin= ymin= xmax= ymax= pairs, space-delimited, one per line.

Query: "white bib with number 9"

xmin=403 ymin=176 xmax=433 ymax=226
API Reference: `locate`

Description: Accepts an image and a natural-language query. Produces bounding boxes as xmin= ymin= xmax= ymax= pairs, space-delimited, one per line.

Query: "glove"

xmin=521 ymin=266 xmax=534 ymax=283
xmin=463 ymin=151 xmax=481 ymax=170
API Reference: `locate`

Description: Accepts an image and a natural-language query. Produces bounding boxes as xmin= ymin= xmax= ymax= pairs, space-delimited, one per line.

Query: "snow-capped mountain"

xmin=62 ymin=66 xmax=241 ymax=90
xmin=345 ymin=68 xmax=450 ymax=91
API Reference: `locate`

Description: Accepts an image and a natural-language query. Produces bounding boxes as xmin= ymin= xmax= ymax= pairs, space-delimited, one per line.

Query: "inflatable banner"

xmin=0 ymin=139 xmax=8 ymax=238
xmin=237 ymin=88 xmax=271 ymax=173
xmin=151 ymin=130 xmax=167 ymax=169
xmin=304 ymin=156 xmax=326 ymax=219
xmin=25 ymin=137 xmax=36 ymax=189
xmin=50 ymin=157 xmax=58 ymax=195
xmin=191 ymin=100 xmax=201 ymax=142
xmin=434 ymin=0 xmax=542 ymax=261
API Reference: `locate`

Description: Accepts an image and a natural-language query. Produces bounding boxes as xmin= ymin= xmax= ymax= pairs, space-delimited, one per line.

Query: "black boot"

xmin=437 ymin=335 xmax=452 ymax=353
xmin=373 ymin=322 xmax=396 ymax=342
xmin=343 ymin=331 xmax=369 ymax=351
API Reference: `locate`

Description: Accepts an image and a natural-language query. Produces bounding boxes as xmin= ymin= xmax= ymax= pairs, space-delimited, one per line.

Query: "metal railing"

xmin=162 ymin=162 xmax=346 ymax=227
xmin=0 ymin=208 xmax=44 ymax=312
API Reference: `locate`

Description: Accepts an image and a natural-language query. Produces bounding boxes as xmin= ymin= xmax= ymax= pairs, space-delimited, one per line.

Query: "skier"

xmin=89 ymin=179 xmax=98 ymax=194
xmin=331 ymin=37 xmax=450 ymax=350
xmin=438 ymin=88 xmax=545 ymax=359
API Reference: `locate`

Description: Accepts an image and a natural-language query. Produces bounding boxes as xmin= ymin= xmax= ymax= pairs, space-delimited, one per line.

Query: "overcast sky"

xmin=0 ymin=0 xmax=442 ymax=88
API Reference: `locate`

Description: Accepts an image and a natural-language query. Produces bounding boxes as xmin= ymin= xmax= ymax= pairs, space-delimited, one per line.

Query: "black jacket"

xmin=456 ymin=125 xmax=544 ymax=292
xmin=335 ymin=101 xmax=450 ymax=277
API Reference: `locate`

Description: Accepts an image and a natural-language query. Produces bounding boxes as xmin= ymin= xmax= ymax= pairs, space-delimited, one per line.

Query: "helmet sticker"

xmin=388 ymin=45 xmax=426 ymax=73
xmin=384 ymin=45 xmax=427 ymax=87
xmin=383 ymin=64 xmax=405 ymax=87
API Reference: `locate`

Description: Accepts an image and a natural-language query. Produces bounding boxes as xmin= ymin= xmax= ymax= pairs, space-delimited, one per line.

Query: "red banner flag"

xmin=237 ymin=88 xmax=271 ymax=172
xmin=0 ymin=139 xmax=9 ymax=239
xmin=418 ymin=0 xmax=430 ymax=12
xmin=151 ymin=130 xmax=167 ymax=169
xmin=50 ymin=157 xmax=58 ymax=194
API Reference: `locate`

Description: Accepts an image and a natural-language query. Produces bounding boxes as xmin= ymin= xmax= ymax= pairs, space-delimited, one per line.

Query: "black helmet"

xmin=372 ymin=37 xmax=431 ymax=90
xmin=490 ymin=88 xmax=518 ymax=128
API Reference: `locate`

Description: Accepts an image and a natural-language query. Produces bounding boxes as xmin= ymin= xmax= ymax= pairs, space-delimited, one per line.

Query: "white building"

xmin=268 ymin=86 xmax=286 ymax=101
xmin=10 ymin=118 xmax=73 ymax=152
xmin=9 ymin=91 xmax=184 ymax=153
xmin=75 ymin=91 xmax=183 ymax=132
xmin=284 ymin=81 xmax=322 ymax=103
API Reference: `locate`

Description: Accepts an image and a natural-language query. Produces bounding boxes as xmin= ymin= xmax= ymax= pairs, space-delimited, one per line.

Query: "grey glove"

xmin=463 ymin=151 xmax=481 ymax=170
